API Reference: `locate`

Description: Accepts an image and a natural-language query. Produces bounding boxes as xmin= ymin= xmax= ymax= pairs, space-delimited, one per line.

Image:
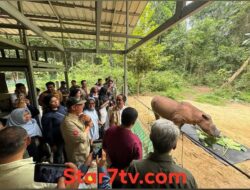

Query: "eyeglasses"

xmin=89 ymin=102 xmax=95 ymax=105
xmin=116 ymin=99 xmax=123 ymax=101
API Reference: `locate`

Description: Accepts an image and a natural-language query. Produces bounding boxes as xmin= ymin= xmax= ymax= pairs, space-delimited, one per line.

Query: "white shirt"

xmin=104 ymin=105 xmax=127 ymax=130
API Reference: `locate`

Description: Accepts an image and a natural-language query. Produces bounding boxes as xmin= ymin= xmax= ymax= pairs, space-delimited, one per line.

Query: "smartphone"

xmin=92 ymin=140 xmax=102 ymax=159
xmin=34 ymin=163 xmax=67 ymax=183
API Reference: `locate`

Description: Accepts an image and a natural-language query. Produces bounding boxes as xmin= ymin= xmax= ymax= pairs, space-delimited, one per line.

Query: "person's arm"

xmin=97 ymin=150 xmax=111 ymax=189
xmin=38 ymin=93 xmax=44 ymax=107
xmin=78 ymin=152 xmax=93 ymax=174
xmin=63 ymin=120 xmax=89 ymax=143
xmin=27 ymin=104 xmax=40 ymax=118
xmin=41 ymin=116 xmax=51 ymax=143
xmin=10 ymin=94 xmax=17 ymax=107
xmin=133 ymin=140 xmax=143 ymax=160
xmin=104 ymin=110 xmax=110 ymax=131
xmin=187 ymin=172 xmax=198 ymax=189
xmin=57 ymin=90 xmax=63 ymax=104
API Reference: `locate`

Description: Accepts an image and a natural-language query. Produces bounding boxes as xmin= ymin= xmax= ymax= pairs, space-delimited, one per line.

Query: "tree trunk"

xmin=137 ymin=77 xmax=141 ymax=96
xmin=221 ymin=57 xmax=250 ymax=88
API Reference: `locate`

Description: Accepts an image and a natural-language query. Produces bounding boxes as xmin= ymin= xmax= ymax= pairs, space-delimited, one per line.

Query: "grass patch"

xmin=195 ymin=89 xmax=234 ymax=105
xmin=196 ymin=93 xmax=227 ymax=106
xmin=195 ymin=88 xmax=250 ymax=105
xmin=237 ymin=91 xmax=250 ymax=103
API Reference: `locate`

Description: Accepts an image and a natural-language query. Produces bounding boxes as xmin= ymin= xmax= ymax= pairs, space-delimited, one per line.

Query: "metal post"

xmin=62 ymin=52 xmax=69 ymax=89
xmin=17 ymin=2 xmax=38 ymax=108
xmin=1 ymin=49 xmax=6 ymax=58
xmin=16 ymin=49 xmax=20 ymax=59
xmin=35 ymin=50 xmax=39 ymax=61
xmin=44 ymin=51 xmax=48 ymax=62
xmin=123 ymin=0 xmax=129 ymax=97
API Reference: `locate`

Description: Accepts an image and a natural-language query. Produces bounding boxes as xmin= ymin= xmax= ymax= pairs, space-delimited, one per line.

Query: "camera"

xmin=34 ymin=163 xmax=67 ymax=183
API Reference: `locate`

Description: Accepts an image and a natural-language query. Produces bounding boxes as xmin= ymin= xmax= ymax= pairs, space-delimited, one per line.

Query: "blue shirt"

xmin=84 ymin=109 xmax=99 ymax=140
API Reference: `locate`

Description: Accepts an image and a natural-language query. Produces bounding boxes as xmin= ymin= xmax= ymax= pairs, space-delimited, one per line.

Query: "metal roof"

xmin=0 ymin=0 xmax=211 ymax=54
xmin=0 ymin=1 xmax=147 ymax=47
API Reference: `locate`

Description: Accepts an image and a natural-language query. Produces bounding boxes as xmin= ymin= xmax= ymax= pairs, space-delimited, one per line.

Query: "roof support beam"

xmin=0 ymin=32 xmax=125 ymax=44
xmin=0 ymin=24 xmax=143 ymax=39
xmin=0 ymin=58 xmax=27 ymax=66
xmin=96 ymin=0 xmax=102 ymax=53
xmin=126 ymin=1 xmax=211 ymax=53
xmin=32 ymin=60 xmax=64 ymax=70
xmin=175 ymin=0 xmax=186 ymax=18
xmin=0 ymin=36 xmax=27 ymax=50
xmin=0 ymin=1 xmax=64 ymax=51
xmin=29 ymin=46 xmax=125 ymax=54
xmin=30 ymin=1 xmax=140 ymax=17
xmin=0 ymin=14 xmax=135 ymax=28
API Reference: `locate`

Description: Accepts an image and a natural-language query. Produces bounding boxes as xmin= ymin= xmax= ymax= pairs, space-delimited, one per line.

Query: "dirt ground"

xmin=128 ymin=96 xmax=250 ymax=188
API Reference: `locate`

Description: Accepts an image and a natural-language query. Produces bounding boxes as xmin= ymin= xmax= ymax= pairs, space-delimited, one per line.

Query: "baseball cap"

xmin=66 ymin=97 xmax=86 ymax=108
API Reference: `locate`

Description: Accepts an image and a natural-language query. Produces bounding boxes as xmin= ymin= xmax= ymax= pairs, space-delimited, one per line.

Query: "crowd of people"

xmin=0 ymin=76 xmax=197 ymax=189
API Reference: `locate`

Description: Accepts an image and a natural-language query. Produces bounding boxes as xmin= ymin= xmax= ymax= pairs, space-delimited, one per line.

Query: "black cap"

xmin=66 ymin=97 xmax=86 ymax=108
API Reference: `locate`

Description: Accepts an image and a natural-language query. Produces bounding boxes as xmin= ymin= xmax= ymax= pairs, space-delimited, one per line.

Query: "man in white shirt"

xmin=105 ymin=94 xmax=127 ymax=130
xmin=0 ymin=126 xmax=78 ymax=189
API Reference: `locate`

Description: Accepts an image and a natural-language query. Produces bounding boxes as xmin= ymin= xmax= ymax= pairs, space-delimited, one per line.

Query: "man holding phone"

xmin=0 ymin=126 xmax=79 ymax=189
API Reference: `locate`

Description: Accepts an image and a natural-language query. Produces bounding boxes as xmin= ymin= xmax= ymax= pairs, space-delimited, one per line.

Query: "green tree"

xmin=128 ymin=42 xmax=163 ymax=95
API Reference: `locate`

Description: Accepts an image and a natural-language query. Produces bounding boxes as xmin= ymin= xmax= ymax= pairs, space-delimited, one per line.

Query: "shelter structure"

xmin=0 ymin=0 xmax=210 ymax=108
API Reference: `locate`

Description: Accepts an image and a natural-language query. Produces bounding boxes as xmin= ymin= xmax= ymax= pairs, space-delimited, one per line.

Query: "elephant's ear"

xmin=172 ymin=114 xmax=185 ymax=127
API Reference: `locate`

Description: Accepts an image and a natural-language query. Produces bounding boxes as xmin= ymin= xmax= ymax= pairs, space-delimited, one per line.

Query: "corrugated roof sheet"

xmin=0 ymin=1 xmax=147 ymax=45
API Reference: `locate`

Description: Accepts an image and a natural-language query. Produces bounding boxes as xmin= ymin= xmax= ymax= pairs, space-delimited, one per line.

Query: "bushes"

xmin=195 ymin=89 xmax=231 ymax=105
xmin=196 ymin=87 xmax=250 ymax=105
xmin=188 ymin=69 xmax=232 ymax=87
xmin=139 ymin=71 xmax=186 ymax=99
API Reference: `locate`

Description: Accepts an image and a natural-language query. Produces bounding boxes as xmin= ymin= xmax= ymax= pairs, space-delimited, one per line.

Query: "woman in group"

xmin=98 ymin=95 xmax=109 ymax=139
xmin=7 ymin=108 xmax=43 ymax=162
xmin=41 ymin=94 xmax=67 ymax=164
xmin=89 ymin=86 xmax=100 ymax=110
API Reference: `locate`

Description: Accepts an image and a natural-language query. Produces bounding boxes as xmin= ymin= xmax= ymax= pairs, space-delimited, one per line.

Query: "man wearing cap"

xmin=60 ymin=97 xmax=91 ymax=165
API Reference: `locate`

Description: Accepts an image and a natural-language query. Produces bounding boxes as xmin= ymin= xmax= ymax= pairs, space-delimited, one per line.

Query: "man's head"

xmin=116 ymin=94 xmax=126 ymax=109
xmin=15 ymin=83 xmax=26 ymax=94
xmin=71 ymin=80 xmax=76 ymax=86
xmin=108 ymin=79 xmax=113 ymax=87
xmin=105 ymin=76 xmax=111 ymax=82
xmin=0 ymin=126 xmax=30 ymax=162
xmin=36 ymin=88 xmax=41 ymax=96
xmin=66 ymin=97 xmax=86 ymax=115
xmin=90 ymin=87 xmax=98 ymax=94
xmin=61 ymin=81 xmax=66 ymax=87
xmin=150 ymin=119 xmax=180 ymax=154
xmin=81 ymin=80 xmax=87 ymax=88
xmin=45 ymin=81 xmax=55 ymax=93
xmin=86 ymin=97 xmax=96 ymax=110
xmin=121 ymin=107 xmax=138 ymax=128
xmin=97 ymin=78 xmax=102 ymax=85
